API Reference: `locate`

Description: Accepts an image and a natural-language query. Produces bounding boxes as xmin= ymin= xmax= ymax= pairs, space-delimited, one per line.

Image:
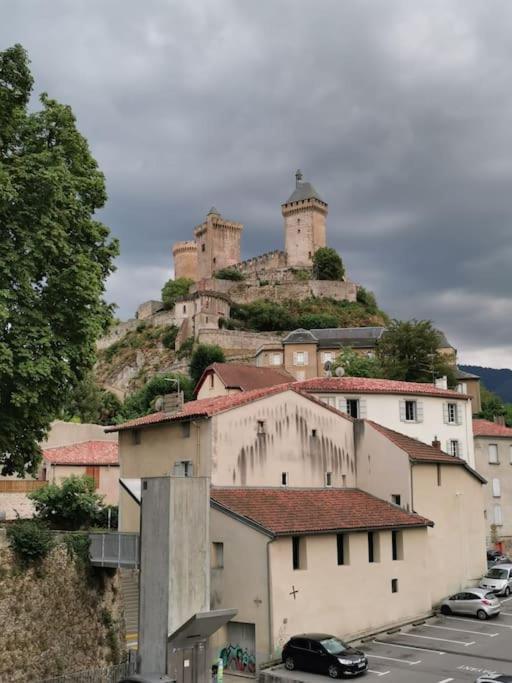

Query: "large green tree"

xmin=332 ymin=347 xmax=383 ymax=378
xmin=376 ymin=320 xmax=456 ymax=385
xmin=117 ymin=373 xmax=194 ymax=422
xmin=0 ymin=45 xmax=119 ymax=475
xmin=161 ymin=277 xmax=193 ymax=309
xmin=312 ymin=247 xmax=345 ymax=281
xmin=190 ymin=343 xmax=225 ymax=386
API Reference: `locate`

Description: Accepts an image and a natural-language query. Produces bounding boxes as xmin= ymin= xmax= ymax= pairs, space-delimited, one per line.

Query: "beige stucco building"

xmin=111 ymin=382 xmax=487 ymax=675
xmin=194 ymin=362 xmax=293 ymax=400
xmin=473 ymin=419 xmax=512 ymax=551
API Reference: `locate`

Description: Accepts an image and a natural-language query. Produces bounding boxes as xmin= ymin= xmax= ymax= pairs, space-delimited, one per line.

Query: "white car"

xmin=480 ymin=564 xmax=512 ymax=597
xmin=475 ymin=675 xmax=512 ymax=682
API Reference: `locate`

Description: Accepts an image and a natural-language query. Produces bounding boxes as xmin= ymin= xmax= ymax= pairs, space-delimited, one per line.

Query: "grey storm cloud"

xmin=2 ymin=0 xmax=512 ymax=366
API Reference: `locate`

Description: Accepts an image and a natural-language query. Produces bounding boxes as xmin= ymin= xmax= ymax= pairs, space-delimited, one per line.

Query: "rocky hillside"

xmin=0 ymin=535 xmax=126 ymax=682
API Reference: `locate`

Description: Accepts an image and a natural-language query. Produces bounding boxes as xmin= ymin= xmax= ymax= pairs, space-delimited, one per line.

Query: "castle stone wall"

xmin=172 ymin=241 xmax=198 ymax=281
xmin=137 ymin=300 xmax=164 ymax=320
xmin=228 ymin=279 xmax=358 ymax=305
xmin=233 ymin=250 xmax=287 ymax=277
xmin=197 ymin=329 xmax=282 ymax=353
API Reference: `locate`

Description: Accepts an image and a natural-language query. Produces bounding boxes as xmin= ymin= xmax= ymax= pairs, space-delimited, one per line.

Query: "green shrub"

xmin=190 ymin=343 xmax=226 ymax=385
xmin=95 ymin=505 xmax=119 ymax=529
xmin=297 ymin=313 xmax=339 ymax=329
xmin=312 ymin=247 xmax=345 ymax=281
xmin=29 ymin=475 xmax=105 ymax=530
xmin=259 ymin=280 xmax=270 ymax=286
xmin=136 ymin=322 xmax=147 ymax=333
xmin=214 ymin=267 xmax=245 ymax=281
xmin=117 ymin=373 xmax=194 ymax=421
xmin=162 ymin=325 xmax=179 ymax=349
xmin=6 ymin=519 xmax=55 ymax=565
xmin=292 ymin=268 xmax=310 ymax=282
xmin=356 ymin=287 xmax=378 ymax=314
xmin=63 ymin=532 xmax=91 ymax=566
xmin=161 ymin=277 xmax=193 ymax=309
xmin=176 ymin=336 xmax=195 ymax=359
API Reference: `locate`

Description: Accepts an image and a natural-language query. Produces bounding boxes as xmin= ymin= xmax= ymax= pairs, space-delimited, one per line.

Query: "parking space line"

xmin=445 ymin=616 xmax=512 ymax=630
xmin=437 ymin=679 xmax=454 ymax=682
xmin=399 ymin=633 xmax=474 ymax=646
xmin=373 ymin=639 xmax=445 ymax=655
xmin=367 ymin=654 xmax=421 ymax=665
xmin=424 ymin=624 xmax=499 ymax=637
xmin=368 ymin=670 xmax=390 ymax=677
xmin=499 ymin=611 xmax=512 ymax=616
xmin=500 ymin=596 xmax=512 ymax=603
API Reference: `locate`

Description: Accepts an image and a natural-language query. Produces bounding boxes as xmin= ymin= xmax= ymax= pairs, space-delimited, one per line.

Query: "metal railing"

xmin=38 ymin=656 xmax=136 ymax=682
xmin=89 ymin=532 xmax=139 ymax=569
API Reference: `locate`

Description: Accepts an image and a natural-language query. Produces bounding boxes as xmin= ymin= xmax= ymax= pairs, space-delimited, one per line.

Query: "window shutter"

xmin=337 ymin=397 xmax=347 ymax=414
xmin=456 ymin=441 xmax=462 ymax=459
xmin=359 ymin=398 xmax=367 ymax=419
xmin=304 ymin=351 xmax=309 ymax=363
xmin=495 ymin=505 xmax=503 ymax=525
xmin=443 ymin=403 xmax=449 ymax=424
xmin=399 ymin=400 xmax=406 ymax=422
xmin=446 ymin=440 xmax=451 ymax=455
xmin=493 ymin=478 xmax=501 ymax=497
xmin=293 ymin=352 xmax=298 ymax=365
xmin=456 ymin=404 xmax=463 ymax=425
xmin=416 ymin=401 xmax=424 ymax=423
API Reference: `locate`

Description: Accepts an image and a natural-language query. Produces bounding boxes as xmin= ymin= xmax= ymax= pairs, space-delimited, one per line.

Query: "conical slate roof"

xmin=208 ymin=206 xmax=221 ymax=216
xmin=284 ymin=181 xmax=325 ymax=204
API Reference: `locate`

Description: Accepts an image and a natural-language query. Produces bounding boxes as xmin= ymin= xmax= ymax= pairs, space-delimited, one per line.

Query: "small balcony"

xmin=89 ymin=531 xmax=139 ymax=569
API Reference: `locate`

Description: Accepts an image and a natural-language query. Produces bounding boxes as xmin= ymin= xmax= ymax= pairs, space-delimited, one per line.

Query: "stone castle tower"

xmin=193 ymin=207 xmax=243 ymax=281
xmin=282 ymin=170 xmax=328 ymax=267
xmin=172 ymin=240 xmax=198 ymax=281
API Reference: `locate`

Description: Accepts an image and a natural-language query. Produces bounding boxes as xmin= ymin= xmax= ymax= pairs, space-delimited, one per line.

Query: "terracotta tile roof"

xmin=107 ymin=384 xmax=352 ymax=433
xmin=194 ymin=362 xmax=293 ymax=396
xmin=43 ymin=441 xmax=118 ymax=466
xmin=473 ymin=419 xmax=512 ymax=438
xmin=295 ymin=376 xmax=469 ymax=400
xmin=211 ymin=487 xmax=433 ymax=535
xmin=367 ymin=421 xmax=486 ymax=483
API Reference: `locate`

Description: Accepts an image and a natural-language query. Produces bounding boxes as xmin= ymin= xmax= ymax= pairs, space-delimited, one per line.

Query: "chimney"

xmin=494 ymin=415 xmax=506 ymax=426
xmin=434 ymin=376 xmax=448 ymax=390
xmin=432 ymin=436 xmax=441 ymax=450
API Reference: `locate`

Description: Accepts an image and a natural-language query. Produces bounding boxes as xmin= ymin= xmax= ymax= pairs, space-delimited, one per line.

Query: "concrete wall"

xmin=412 ymin=464 xmax=487 ymax=603
xmin=211 ymin=390 xmax=356 ymax=489
xmin=312 ymin=391 xmax=475 ymax=467
xmin=42 ymin=421 xmax=117 ymax=448
xmin=119 ymin=420 xmax=212 ymax=532
xmin=354 ymin=422 xmax=413 ymax=511
xmin=269 ymin=528 xmax=430 ymax=652
xmin=474 ymin=435 xmax=512 ymax=545
xmin=210 ymin=507 xmax=271 ymax=669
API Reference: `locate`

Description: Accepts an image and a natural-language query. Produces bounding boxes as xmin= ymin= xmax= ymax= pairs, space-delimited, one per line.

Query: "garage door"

xmin=220 ymin=621 xmax=256 ymax=675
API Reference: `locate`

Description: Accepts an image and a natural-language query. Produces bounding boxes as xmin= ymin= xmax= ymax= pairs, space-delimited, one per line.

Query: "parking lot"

xmin=263 ymin=595 xmax=512 ymax=682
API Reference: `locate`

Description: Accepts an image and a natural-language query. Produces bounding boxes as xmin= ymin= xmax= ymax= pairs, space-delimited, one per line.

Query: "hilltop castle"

xmin=172 ymin=170 xmax=331 ymax=281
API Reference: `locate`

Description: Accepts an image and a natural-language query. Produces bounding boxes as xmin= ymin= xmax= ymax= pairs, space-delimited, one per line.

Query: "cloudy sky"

xmin=3 ymin=0 xmax=512 ymax=368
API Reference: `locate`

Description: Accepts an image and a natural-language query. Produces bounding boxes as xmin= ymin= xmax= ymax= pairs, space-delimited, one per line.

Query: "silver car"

xmin=475 ymin=675 xmax=512 ymax=682
xmin=480 ymin=564 xmax=512 ymax=597
xmin=440 ymin=587 xmax=501 ymax=620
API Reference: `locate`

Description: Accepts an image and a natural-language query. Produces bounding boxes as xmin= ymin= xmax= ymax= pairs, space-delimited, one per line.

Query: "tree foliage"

xmin=117 ymin=373 xmax=194 ymax=422
xmin=376 ymin=320 xmax=456 ymax=385
xmin=6 ymin=519 xmax=55 ymax=565
xmin=161 ymin=277 xmax=193 ymax=309
xmin=477 ymin=385 xmax=512 ymax=427
xmin=29 ymin=475 xmax=105 ymax=530
xmin=214 ymin=267 xmax=245 ymax=281
xmin=61 ymin=372 xmax=122 ymax=425
xmin=312 ymin=247 xmax=345 ymax=281
xmin=0 ymin=45 xmax=119 ymax=475
xmin=190 ymin=343 xmax=225 ymax=386
xmin=331 ymin=347 xmax=383 ymax=378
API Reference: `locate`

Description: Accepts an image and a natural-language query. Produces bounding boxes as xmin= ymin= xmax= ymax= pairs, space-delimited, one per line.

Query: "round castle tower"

xmin=172 ymin=240 xmax=198 ymax=281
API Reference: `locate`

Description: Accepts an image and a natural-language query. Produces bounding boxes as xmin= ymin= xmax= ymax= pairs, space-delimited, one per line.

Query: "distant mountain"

xmin=460 ymin=365 xmax=512 ymax=403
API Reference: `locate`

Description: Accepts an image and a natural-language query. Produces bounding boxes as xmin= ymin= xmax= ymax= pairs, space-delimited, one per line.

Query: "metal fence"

xmin=38 ymin=656 xmax=136 ymax=683
xmin=89 ymin=531 xmax=139 ymax=569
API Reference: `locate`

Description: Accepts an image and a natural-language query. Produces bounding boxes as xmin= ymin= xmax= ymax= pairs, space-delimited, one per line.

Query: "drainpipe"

xmin=266 ymin=538 xmax=274 ymax=664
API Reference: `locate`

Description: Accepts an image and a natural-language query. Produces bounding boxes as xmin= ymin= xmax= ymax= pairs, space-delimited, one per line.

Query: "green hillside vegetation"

xmin=227 ymin=293 xmax=388 ymax=332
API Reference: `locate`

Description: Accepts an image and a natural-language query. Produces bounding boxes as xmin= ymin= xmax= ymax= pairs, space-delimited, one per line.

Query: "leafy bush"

xmin=162 ymin=325 xmax=179 ymax=349
xmin=117 ymin=373 xmax=194 ymax=421
xmin=312 ymin=247 xmax=345 ymax=281
xmin=292 ymin=268 xmax=311 ymax=282
xmin=29 ymin=475 xmax=105 ymax=530
xmin=230 ymin=300 xmax=297 ymax=331
xmin=63 ymin=532 xmax=91 ymax=566
xmin=190 ymin=343 xmax=226 ymax=385
xmin=7 ymin=519 xmax=55 ymax=565
xmin=297 ymin=313 xmax=339 ymax=329
xmin=332 ymin=347 xmax=383 ymax=378
xmin=356 ymin=287 xmax=378 ymax=314
xmin=95 ymin=505 xmax=119 ymax=529
xmin=161 ymin=277 xmax=193 ymax=309
xmin=214 ymin=267 xmax=245 ymax=281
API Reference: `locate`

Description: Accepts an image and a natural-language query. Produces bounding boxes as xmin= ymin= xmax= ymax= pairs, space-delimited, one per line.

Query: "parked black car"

xmin=282 ymin=633 xmax=368 ymax=678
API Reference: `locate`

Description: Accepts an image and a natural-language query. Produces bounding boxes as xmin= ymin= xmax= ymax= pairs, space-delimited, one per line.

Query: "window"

xmin=213 ymin=257 xmax=216 ymax=264
xmin=447 ymin=440 xmax=460 ymax=457
xmin=271 ymin=353 xmax=282 ymax=366
xmin=489 ymin=444 xmax=499 ymax=464
xmin=391 ymin=494 xmax=401 ymax=506
xmin=173 ymin=460 xmax=193 ymax=477
xmin=492 ymin=478 xmax=501 ymax=498
xmin=180 ymin=422 xmax=191 ymax=438
xmin=211 ymin=542 xmax=224 ymax=569
xmin=368 ymin=532 xmax=380 ymax=563
xmin=281 ymin=472 xmax=288 ymax=486
xmin=322 ymin=352 xmax=334 ymax=363
xmin=292 ymin=536 xmax=306 ymax=570
xmin=209 ymin=373 xmax=214 ymax=388
xmin=456 ymin=382 xmax=467 ymax=394
xmin=447 ymin=403 xmax=457 ymax=424
xmin=325 ymin=472 xmax=332 ymax=487
xmin=293 ymin=351 xmax=308 ymax=366
xmin=337 ymin=534 xmax=349 ymax=565
xmin=392 ymin=531 xmax=404 ymax=560
xmin=311 ymin=429 xmax=317 ymax=438
xmin=183 ymin=305 xmax=187 ymax=313
xmin=201 ymin=243 xmax=205 ymax=252
xmin=257 ymin=420 xmax=266 ymax=435
xmin=437 ymin=464 xmax=442 ymax=486
xmin=205 ymin=316 xmax=209 ymax=323
xmin=494 ymin=505 xmax=503 ymax=526
xmin=391 ymin=578 xmax=398 ymax=593
xmin=405 ymin=400 xmax=417 ymax=422
xmin=132 ymin=430 xmax=141 ymax=445
xmin=324 ymin=396 xmax=336 ymax=407
xmin=346 ymin=399 xmax=359 ymax=418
